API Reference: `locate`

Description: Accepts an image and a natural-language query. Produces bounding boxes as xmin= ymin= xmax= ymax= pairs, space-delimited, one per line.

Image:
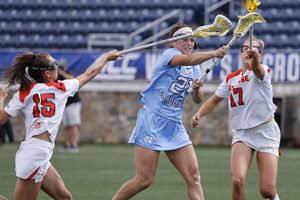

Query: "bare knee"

xmin=232 ymin=176 xmax=245 ymax=191
xmin=260 ymin=184 xmax=276 ymax=199
xmin=56 ymin=190 xmax=72 ymax=200
xmin=185 ymin=167 xmax=201 ymax=187
xmin=135 ymin=174 xmax=154 ymax=190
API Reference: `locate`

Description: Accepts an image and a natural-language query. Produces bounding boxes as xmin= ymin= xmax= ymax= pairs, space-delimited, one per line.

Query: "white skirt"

xmin=232 ymin=119 xmax=281 ymax=157
xmin=15 ymin=138 xmax=54 ymax=183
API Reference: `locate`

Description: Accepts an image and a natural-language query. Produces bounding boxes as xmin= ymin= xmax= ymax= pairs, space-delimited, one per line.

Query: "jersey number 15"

xmin=33 ymin=93 xmax=56 ymax=117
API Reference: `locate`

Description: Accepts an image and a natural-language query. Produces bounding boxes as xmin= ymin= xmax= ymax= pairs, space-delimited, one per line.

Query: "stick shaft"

xmin=187 ymin=37 xmax=236 ymax=93
xmin=119 ymin=33 xmax=193 ymax=54
xmin=249 ymin=26 xmax=253 ymax=50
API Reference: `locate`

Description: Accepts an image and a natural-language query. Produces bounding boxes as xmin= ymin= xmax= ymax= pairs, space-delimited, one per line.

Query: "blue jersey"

xmin=139 ymin=48 xmax=202 ymax=122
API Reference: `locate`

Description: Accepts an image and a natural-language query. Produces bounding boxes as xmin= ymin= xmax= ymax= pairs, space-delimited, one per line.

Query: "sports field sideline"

xmin=0 ymin=143 xmax=299 ymax=200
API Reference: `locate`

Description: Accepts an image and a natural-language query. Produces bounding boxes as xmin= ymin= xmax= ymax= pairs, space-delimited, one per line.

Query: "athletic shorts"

xmin=15 ymin=138 xmax=54 ymax=183
xmin=232 ymin=119 xmax=281 ymax=157
xmin=62 ymin=102 xmax=81 ymax=127
xmin=128 ymin=107 xmax=192 ymax=151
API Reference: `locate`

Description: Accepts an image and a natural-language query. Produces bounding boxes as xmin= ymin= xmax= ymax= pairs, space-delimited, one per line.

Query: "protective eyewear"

xmin=30 ymin=60 xmax=60 ymax=70
xmin=173 ymin=32 xmax=195 ymax=43
xmin=240 ymin=45 xmax=263 ymax=53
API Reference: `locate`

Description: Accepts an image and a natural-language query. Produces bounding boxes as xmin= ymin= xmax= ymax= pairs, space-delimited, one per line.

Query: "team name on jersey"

xmin=228 ymin=75 xmax=250 ymax=91
xmin=159 ymin=89 xmax=183 ymax=108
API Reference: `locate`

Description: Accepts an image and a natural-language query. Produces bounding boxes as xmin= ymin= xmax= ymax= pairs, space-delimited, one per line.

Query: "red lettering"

xmin=245 ymin=75 xmax=249 ymax=81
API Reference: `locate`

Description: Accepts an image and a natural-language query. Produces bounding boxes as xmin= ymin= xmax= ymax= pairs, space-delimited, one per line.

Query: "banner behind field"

xmin=0 ymin=51 xmax=299 ymax=82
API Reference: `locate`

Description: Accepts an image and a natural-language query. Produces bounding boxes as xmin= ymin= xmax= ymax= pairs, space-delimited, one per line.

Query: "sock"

xmin=269 ymin=193 xmax=279 ymax=200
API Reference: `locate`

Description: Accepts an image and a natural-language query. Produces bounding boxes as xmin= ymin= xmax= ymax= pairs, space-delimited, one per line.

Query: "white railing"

xmin=204 ymin=0 xmax=234 ymax=24
xmin=87 ymin=9 xmax=183 ymax=51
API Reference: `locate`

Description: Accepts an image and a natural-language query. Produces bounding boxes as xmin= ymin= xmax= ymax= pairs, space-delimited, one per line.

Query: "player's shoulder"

xmin=226 ymin=68 xmax=242 ymax=83
xmin=261 ymin=64 xmax=271 ymax=73
xmin=163 ymin=48 xmax=181 ymax=57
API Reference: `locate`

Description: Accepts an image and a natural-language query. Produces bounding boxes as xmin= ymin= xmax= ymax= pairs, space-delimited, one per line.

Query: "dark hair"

xmin=4 ymin=52 xmax=52 ymax=90
xmin=167 ymin=21 xmax=197 ymax=49
xmin=168 ymin=21 xmax=189 ymax=39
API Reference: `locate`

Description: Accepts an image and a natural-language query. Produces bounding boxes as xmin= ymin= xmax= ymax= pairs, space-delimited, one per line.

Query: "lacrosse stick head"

xmin=246 ymin=0 xmax=261 ymax=13
xmin=193 ymin=15 xmax=233 ymax=37
xmin=233 ymin=12 xmax=265 ymax=40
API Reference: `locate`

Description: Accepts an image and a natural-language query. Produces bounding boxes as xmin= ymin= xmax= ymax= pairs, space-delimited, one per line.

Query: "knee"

xmin=135 ymin=174 xmax=154 ymax=190
xmin=232 ymin=176 xmax=245 ymax=190
xmin=58 ymin=191 xmax=72 ymax=200
xmin=186 ymin=168 xmax=201 ymax=186
xmin=260 ymin=184 xmax=276 ymax=198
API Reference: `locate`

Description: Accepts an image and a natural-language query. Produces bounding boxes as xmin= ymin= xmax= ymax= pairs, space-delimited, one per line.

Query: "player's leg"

xmin=63 ymin=103 xmax=80 ymax=149
xmin=41 ymin=164 xmax=72 ymax=200
xmin=256 ymin=152 xmax=279 ymax=199
xmin=231 ymin=142 xmax=254 ymax=200
xmin=0 ymin=194 xmax=8 ymax=200
xmin=112 ymin=145 xmax=160 ymax=200
xmin=66 ymin=125 xmax=79 ymax=148
xmin=165 ymin=144 xmax=204 ymax=200
xmin=14 ymin=178 xmax=42 ymax=200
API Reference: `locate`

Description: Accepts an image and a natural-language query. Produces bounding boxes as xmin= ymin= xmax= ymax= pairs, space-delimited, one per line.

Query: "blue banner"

xmin=0 ymin=51 xmax=299 ymax=82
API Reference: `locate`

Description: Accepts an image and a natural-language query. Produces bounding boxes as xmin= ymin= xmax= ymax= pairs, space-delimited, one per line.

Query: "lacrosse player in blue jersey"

xmin=113 ymin=21 xmax=227 ymax=200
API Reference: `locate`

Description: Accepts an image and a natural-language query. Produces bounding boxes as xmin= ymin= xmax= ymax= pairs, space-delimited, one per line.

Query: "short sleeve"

xmin=161 ymin=48 xmax=181 ymax=67
xmin=61 ymin=79 xmax=79 ymax=97
xmin=215 ymin=78 xmax=230 ymax=98
xmin=4 ymin=92 xmax=24 ymax=117
xmin=261 ymin=64 xmax=271 ymax=83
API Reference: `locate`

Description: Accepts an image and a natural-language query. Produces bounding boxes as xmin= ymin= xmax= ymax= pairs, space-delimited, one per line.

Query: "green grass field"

xmin=0 ymin=143 xmax=299 ymax=200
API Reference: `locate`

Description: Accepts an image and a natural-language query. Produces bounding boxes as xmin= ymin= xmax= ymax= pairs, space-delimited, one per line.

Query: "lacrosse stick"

xmin=119 ymin=15 xmax=233 ymax=54
xmin=188 ymin=12 xmax=265 ymax=93
xmin=246 ymin=0 xmax=261 ymax=50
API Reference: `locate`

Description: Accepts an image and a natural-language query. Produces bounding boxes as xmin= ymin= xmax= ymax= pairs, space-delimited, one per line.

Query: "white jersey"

xmin=4 ymin=79 xmax=79 ymax=144
xmin=215 ymin=64 xmax=277 ymax=130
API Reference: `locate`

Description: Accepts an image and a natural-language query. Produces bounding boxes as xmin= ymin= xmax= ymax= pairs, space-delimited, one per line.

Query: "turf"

xmin=0 ymin=143 xmax=299 ymax=199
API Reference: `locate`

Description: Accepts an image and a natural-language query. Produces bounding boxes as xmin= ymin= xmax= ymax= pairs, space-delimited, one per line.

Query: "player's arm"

xmin=191 ymin=94 xmax=224 ymax=128
xmin=0 ymin=87 xmax=11 ymax=125
xmin=169 ymin=46 xmax=227 ymax=66
xmin=76 ymin=50 xmax=121 ymax=89
xmin=248 ymin=49 xmax=264 ymax=80
xmin=191 ymin=79 xmax=203 ymax=104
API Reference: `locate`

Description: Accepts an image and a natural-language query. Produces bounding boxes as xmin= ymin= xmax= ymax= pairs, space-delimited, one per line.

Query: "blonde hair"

xmin=244 ymin=37 xmax=264 ymax=51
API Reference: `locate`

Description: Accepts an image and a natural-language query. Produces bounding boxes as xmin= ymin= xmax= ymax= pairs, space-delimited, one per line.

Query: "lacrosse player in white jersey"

xmin=0 ymin=50 xmax=121 ymax=200
xmin=191 ymin=37 xmax=280 ymax=200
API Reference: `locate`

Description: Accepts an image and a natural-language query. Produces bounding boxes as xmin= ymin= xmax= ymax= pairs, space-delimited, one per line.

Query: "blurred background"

xmin=0 ymin=0 xmax=299 ymax=147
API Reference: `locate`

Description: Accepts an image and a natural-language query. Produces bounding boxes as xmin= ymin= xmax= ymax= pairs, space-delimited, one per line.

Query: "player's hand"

xmin=192 ymin=79 xmax=203 ymax=90
xmin=191 ymin=112 xmax=201 ymax=128
xmin=214 ymin=45 xmax=227 ymax=58
xmin=247 ymin=48 xmax=259 ymax=59
xmin=0 ymin=86 xmax=9 ymax=100
xmin=105 ymin=50 xmax=123 ymax=61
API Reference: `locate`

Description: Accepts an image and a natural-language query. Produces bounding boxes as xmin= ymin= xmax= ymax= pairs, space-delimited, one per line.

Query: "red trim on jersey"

xmin=19 ymin=83 xmax=37 ymax=103
xmin=19 ymin=82 xmax=66 ymax=103
xmin=268 ymin=68 xmax=270 ymax=74
xmin=226 ymin=69 xmax=242 ymax=83
xmin=26 ymin=166 xmax=40 ymax=180
xmin=45 ymin=81 xmax=66 ymax=92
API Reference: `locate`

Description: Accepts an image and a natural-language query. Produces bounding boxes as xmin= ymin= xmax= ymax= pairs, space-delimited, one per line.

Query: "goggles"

xmin=173 ymin=32 xmax=195 ymax=43
xmin=29 ymin=60 xmax=60 ymax=70
xmin=240 ymin=45 xmax=263 ymax=53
